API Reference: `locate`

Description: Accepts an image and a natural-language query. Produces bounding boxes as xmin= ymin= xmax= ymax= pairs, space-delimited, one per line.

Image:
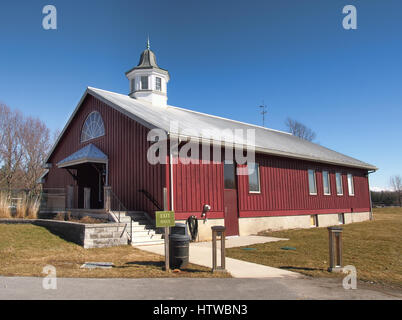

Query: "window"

xmin=338 ymin=213 xmax=345 ymax=225
xmin=141 ymin=76 xmax=148 ymax=90
xmin=322 ymin=170 xmax=331 ymax=195
xmin=224 ymin=162 xmax=236 ymax=189
xmin=310 ymin=215 xmax=318 ymax=227
xmin=131 ymin=79 xmax=135 ymax=92
xmin=347 ymin=174 xmax=354 ymax=196
xmin=308 ymin=169 xmax=317 ymax=195
xmin=81 ymin=111 xmax=105 ymax=142
xmin=336 ymin=172 xmax=343 ymax=195
xmin=248 ymin=162 xmax=260 ymax=193
xmin=156 ymin=77 xmax=162 ymax=91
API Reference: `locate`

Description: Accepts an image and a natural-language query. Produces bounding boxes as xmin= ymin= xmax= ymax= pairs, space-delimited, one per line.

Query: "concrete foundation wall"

xmin=176 ymin=218 xmax=225 ymax=242
xmin=177 ymin=211 xmax=371 ymax=241
xmin=239 ymin=212 xmax=370 ymax=236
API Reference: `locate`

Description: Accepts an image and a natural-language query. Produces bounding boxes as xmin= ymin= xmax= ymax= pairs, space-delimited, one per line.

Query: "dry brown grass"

xmin=26 ymin=197 xmax=40 ymax=219
xmin=0 ymin=192 xmax=11 ymax=218
xmin=0 ymin=224 xmax=230 ymax=278
xmin=53 ymin=212 xmax=108 ymax=224
xmin=227 ymin=207 xmax=402 ymax=289
xmin=0 ymin=193 xmax=40 ymax=219
xmin=15 ymin=194 xmax=28 ymax=218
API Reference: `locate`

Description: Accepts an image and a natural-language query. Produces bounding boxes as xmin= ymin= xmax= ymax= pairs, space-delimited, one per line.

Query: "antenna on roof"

xmin=259 ymin=102 xmax=268 ymax=127
xmin=147 ymin=35 xmax=150 ymax=49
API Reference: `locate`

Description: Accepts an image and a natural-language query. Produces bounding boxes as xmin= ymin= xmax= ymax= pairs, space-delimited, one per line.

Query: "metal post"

xmin=211 ymin=226 xmax=226 ymax=273
xmin=163 ymin=187 xmax=170 ymax=272
xmin=328 ymin=226 xmax=343 ymax=272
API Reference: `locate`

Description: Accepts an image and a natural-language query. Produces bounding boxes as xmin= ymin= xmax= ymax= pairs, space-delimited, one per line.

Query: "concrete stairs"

xmin=109 ymin=211 xmax=164 ymax=246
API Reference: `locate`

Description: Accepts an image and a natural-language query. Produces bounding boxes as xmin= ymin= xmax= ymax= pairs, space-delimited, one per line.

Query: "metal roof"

xmin=83 ymin=87 xmax=377 ymax=171
xmin=57 ymin=143 xmax=108 ymax=168
xmin=125 ymin=48 xmax=169 ymax=75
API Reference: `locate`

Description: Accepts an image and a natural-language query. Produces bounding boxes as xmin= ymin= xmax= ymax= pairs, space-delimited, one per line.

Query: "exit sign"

xmin=155 ymin=211 xmax=175 ymax=228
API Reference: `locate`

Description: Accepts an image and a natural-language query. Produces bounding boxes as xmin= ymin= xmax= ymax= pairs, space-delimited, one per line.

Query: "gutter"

xmin=168 ymin=134 xmax=174 ymax=211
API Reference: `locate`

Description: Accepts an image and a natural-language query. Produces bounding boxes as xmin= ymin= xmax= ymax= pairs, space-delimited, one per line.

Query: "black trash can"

xmin=169 ymin=223 xmax=190 ymax=269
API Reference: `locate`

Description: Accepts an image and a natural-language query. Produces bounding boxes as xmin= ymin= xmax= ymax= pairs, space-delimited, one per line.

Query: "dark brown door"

xmin=223 ymin=162 xmax=239 ymax=236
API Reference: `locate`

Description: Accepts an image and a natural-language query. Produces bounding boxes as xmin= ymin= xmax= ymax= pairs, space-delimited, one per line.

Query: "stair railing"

xmin=104 ymin=186 xmax=132 ymax=244
xmin=138 ymin=189 xmax=163 ymax=211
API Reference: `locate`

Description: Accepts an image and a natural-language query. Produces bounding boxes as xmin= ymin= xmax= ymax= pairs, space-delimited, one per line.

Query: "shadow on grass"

xmin=279 ymin=266 xmax=325 ymax=272
xmin=124 ymin=261 xmax=164 ymax=267
xmin=116 ymin=261 xmax=211 ymax=273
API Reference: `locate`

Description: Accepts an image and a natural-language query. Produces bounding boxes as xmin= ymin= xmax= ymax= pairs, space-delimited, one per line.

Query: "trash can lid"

xmin=171 ymin=223 xmax=189 ymax=236
xmin=169 ymin=233 xmax=191 ymax=241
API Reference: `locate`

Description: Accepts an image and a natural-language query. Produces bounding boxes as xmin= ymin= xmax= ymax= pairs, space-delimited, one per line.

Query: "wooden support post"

xmin=104 ymin=186 xmax=111 ymax=211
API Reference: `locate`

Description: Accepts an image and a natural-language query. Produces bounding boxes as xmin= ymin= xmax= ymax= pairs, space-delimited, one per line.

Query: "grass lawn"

xmin=227 ymin=208 xmax=402 ymax=289
xmin=0 ymin=224 xmax=229 ymax=278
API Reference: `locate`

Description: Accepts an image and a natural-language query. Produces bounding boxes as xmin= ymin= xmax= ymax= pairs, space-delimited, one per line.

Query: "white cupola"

xmin=125 ymin=38 xmax=170 ymax=106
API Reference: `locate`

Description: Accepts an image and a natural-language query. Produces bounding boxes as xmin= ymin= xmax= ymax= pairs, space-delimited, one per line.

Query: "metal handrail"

xmin=107 ymin=188 xmax=133 ymax=244
xmin=138 ymin=189 xmax=163 ymax=211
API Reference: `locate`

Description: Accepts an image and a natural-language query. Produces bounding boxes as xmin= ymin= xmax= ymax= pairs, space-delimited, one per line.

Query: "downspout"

xmin=367 ymin=170 xmax=375 ymax=220
xmin=169 ymin=135 xmax=174 ymax=211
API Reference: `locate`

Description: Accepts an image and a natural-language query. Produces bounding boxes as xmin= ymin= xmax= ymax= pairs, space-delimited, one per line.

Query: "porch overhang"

xmin=56 ymin=144 xmax=108 ymax=169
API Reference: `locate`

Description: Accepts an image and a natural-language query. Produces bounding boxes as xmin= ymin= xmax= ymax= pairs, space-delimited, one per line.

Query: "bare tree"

xmin=20 ymin=116 xmax=51 ymax=195
xmin=0 ymin=104 xmax=24 ymax=192
xmin=390 ymin=175 xmax=402 ymax=207
xmin=0 ymin=104 xmax=51 ymax=195
xmin=285 ymin=117 xmax=316 ymax=142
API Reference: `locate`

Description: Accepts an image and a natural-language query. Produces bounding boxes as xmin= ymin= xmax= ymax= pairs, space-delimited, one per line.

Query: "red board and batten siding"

xmin=45 ymin=94 xmax=166 ymax=213
xmin=172 ymin=152 xmax=370 ymax=220
xmin=45 ymin=93 xmax=370 ymax=218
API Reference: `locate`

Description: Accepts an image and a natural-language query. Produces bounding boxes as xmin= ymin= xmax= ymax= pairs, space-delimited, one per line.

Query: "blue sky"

xmin=0 ymin=0 xmax=401 ymax=189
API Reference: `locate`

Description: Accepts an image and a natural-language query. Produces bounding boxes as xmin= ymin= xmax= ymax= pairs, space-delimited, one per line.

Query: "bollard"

xmin=327 ymin=226 xmax=343 ymax=272
xmin=211 ymin=226 xmax=226 ymax=273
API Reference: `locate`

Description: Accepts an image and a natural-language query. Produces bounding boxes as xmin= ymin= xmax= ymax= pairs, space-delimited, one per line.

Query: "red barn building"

xmin=42 ymin=43 xmax=377 ymax=241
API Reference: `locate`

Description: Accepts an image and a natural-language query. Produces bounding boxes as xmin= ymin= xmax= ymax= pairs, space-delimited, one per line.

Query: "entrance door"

xmin=77 ymin=163 xmax=105 ymax=209
xmin=223 ymin=162 xmax=239 ymax=236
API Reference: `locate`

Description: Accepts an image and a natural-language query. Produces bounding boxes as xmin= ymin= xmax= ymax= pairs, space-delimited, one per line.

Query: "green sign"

xmin=155 ymin=211 xmax=175 ymax=228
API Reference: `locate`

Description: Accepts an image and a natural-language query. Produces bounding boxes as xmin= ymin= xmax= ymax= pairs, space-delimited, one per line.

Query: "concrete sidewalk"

xmin=136 ymin=235 xmax=299 ymax=278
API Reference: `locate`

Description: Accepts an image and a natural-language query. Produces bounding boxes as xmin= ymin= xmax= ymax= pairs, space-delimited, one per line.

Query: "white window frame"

xmin=155 ymin=77 xmax=162 ymax=91
xmin=347 ymin=173 xmax=355 ymax=196
xmin=322 ymin=170 xmax=331 ymax=195
xmin=130 ymin=79 xmax=134 ymax=92
xmin=81 ymin=111 xmax=105 ymax=143
xmin=248 ymin=162 xmax=261 ymax=194
xmin=308 ymin=169 xmax=317 ymax=195
xmin=336 ymin=172 xmax=343 ymax=196
xmin=141 ymin=76 xmax=148 ymax=90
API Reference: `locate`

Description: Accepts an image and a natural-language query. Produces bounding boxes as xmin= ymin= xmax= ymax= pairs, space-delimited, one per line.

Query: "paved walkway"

xmin=136 ymin=235 xmax=299 ymax=278
xmin=0 ymin=276 xmax=400 ymax=300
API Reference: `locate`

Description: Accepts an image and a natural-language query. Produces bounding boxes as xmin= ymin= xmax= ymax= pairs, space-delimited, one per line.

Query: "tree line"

xmin=0 ymin=103 xmax=53 ymax=196
xmin=371 ymin=175 xmax=402 ymax=207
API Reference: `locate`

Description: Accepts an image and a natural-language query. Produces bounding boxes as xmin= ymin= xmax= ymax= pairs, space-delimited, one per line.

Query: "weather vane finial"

xmin=147 ymin=35 xmax=150 ymax=49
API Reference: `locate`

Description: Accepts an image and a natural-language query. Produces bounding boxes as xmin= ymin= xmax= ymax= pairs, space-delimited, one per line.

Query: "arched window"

xmin=81 ymin=111 xmax=105 ymax=142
